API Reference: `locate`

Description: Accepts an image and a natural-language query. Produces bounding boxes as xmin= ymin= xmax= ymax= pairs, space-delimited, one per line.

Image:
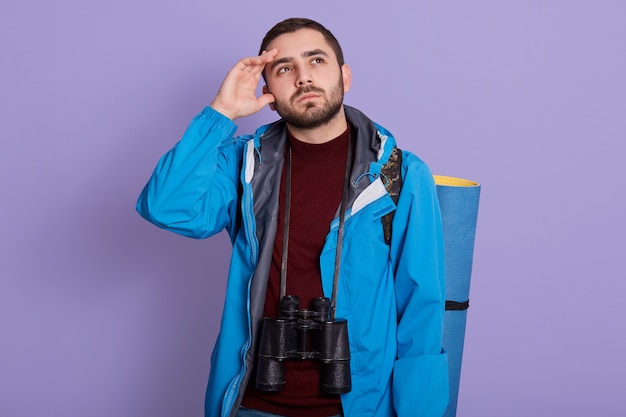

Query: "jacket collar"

xmin=252 ymin=105 xmax=394 ymax=164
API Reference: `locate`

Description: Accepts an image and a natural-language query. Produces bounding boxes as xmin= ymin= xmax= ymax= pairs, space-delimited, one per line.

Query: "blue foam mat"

xmin=435 ymin=176 xmax=480 ymax=417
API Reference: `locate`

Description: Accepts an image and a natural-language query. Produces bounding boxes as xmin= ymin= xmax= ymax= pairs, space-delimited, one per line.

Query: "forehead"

xmin=266 ymin=28 xmax=337 ymax=61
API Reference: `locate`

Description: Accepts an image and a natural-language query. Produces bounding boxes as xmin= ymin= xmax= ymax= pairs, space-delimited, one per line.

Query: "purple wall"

xmin=1 ymin=1 xmax=624 ymax=416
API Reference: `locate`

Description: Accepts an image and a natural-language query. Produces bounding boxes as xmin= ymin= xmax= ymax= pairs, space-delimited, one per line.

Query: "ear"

xmin=341 ymin=64 xmax=352 ymax=93
xmin=263 ymin=85 xmax=276 ymax=111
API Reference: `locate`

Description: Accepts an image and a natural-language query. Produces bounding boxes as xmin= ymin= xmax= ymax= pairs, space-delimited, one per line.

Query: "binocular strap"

xmin=280 ymin=134 xmax=355 ymax=319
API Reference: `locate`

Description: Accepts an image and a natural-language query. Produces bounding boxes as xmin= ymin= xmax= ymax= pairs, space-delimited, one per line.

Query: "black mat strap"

xmin=445 ymin=300 xmax=470 ymax=311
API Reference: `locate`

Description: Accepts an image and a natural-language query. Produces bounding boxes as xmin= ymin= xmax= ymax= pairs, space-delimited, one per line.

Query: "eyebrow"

xmin=269 ymin=49 xmax=330 ymax=71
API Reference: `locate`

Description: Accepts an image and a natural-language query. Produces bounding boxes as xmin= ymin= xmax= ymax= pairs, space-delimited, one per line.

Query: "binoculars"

xmin=256 ymin=295 xmax=351 ymax=394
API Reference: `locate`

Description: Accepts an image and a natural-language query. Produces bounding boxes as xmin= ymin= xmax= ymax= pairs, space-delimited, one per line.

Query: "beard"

xmin=272 ymin=76 xmax=345 ymax=129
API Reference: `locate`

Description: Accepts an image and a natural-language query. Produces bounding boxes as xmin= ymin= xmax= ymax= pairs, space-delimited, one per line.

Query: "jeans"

xmin=236 ymin=407 xmax=342 ymax=417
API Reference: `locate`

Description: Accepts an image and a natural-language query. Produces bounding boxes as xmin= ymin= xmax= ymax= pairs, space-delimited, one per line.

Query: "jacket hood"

xmin=250 ymin=105 xmax=397 ymax=204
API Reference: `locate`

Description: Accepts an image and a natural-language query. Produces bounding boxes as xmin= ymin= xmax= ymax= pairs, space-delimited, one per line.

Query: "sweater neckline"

xmin=287 ymin=126 xmax=350 ymax=167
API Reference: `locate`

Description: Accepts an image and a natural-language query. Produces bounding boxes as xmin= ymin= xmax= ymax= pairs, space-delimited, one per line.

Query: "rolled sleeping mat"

xmin=433 ymin=175 xmax=481 ymax=417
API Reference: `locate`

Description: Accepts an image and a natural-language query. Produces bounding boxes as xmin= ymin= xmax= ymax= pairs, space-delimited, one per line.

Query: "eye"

xmin=311 ymin=57 xmax=325 ymax=64
xmin=277 ymin=66 xmax=292 ymax=74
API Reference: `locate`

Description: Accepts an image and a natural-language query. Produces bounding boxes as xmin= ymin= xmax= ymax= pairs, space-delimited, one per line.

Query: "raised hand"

xmin=210 ymin=49 xmax=278 ymax=120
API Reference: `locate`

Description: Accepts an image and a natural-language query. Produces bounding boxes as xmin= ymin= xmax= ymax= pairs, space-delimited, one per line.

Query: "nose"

xmin=295 ymin=67 xmax=313 ymax=87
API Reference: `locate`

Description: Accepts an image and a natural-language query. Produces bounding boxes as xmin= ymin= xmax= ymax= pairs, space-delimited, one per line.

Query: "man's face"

xmin=263 ymin=28 xmax=351 ymax=129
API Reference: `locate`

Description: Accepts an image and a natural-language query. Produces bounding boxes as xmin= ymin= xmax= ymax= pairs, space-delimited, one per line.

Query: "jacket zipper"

xmin=222 ymin=144 xmax=259 ymax=416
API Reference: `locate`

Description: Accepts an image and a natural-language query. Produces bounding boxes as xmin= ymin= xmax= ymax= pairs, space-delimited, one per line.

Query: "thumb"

xmin=257 ymin=92 xmax=275 ymax=109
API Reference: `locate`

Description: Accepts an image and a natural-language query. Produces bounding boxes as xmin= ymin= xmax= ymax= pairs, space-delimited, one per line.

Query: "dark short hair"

xmin=259 ymin=18 xmax=345 ymax=67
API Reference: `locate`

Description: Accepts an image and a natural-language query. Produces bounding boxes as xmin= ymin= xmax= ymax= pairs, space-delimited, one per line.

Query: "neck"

xmin=286 ymin=106 xmax=348 ymax=144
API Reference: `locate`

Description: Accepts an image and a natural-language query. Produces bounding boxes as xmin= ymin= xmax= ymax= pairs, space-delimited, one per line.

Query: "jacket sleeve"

xmin=136 ymin=106 xmax=243 ymax=239
xmin=390 ymin=152 xmax=449 ymax=417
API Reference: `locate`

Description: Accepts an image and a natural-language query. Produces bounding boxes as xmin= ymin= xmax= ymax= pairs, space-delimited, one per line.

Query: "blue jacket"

xmin=137 ymin=105 xmax=449 ymax=417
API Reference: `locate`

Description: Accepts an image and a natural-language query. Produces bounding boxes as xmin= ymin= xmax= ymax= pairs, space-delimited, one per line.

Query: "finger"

xmin=239 ymin=60 xmax=260 ymax=73
xmin=248 ymin=64 xmax=265 ymax=77
xmin=254 ymin=49 xmax=278 ymax=66
xmin=237 ymin=56 xmax=266 ymax=72
xmin=248 ymin=49 xmax=277 ymax=77
xmin=260 ymin=48 xmax=278 ymax=60
xmin=239 ymin=49 xmax=277 ymax=71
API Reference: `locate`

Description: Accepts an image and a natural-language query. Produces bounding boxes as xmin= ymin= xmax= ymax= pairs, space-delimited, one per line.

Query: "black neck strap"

xmin=280 ymin=133 xmax=354 ymax=319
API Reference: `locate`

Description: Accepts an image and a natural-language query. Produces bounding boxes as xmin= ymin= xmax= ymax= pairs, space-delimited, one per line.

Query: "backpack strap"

xmin=380 ymin=146 xmax=402 ymax=245
xmin=381 ymin=149 xmax=469 ymax=313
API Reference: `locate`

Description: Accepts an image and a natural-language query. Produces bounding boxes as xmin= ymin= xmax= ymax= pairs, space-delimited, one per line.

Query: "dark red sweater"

xmin=241 ymin=127 xmax=350 ymax=417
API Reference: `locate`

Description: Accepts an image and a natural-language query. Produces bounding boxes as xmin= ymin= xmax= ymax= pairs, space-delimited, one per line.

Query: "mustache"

xmin=291 ymin=86 xmax=325 ymax=101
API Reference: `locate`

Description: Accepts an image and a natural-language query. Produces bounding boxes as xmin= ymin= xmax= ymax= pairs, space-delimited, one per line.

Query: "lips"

xmin=297 ymin=93 xmax=321 ymax=102
xmin=292 ymin=87 xmax=325 ymax=103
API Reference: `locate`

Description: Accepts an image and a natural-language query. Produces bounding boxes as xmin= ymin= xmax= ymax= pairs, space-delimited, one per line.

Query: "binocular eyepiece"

xmin=256 ymin=296 xmax=351 ymax=394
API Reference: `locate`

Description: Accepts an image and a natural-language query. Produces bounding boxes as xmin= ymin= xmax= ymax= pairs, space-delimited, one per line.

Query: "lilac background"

xmin=1 ymin=1 xmax=624 ymax=416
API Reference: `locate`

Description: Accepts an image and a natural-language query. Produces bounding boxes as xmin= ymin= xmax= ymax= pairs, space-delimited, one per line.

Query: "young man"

xmin=137 ymin=18 xmax=448 ymax=417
